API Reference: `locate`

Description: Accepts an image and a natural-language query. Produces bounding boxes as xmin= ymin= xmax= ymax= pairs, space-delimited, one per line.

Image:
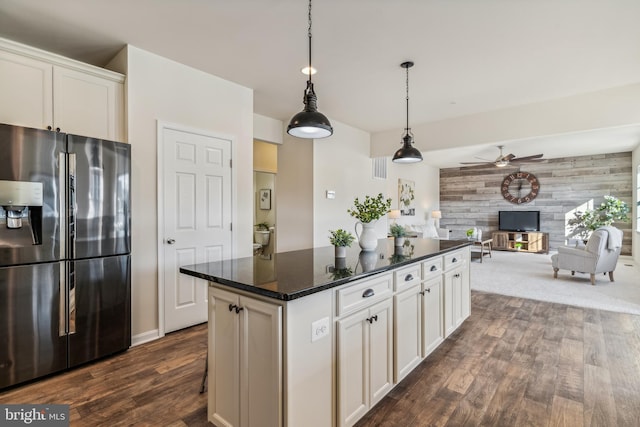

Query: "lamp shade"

xmin=431 ymin=210 xmax=442 ymax=219
xmin=392 ymin=135 xmax=423 ymax=163
xmin=388 ymin=209 xmax=401 ymax=219
xmin=287 ymin=108 xmax=333 ymax=139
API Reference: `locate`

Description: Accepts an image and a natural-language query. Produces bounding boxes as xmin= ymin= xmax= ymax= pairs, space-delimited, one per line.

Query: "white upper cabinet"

xmin=0 ymin=38 xmax=125 ymax=141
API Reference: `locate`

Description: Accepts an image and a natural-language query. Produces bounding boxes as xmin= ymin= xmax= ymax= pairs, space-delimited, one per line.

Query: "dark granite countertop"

xmin=180 ymin=238 xmax=471 ymax=301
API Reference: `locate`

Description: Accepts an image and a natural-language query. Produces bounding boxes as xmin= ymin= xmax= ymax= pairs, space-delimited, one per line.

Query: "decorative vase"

xmin=335 ymin=245 xmax=347 ymax=258
xmin=394 ymin=237 xmax=404 ymax=247
xmin=358 ymin=250 xmax=378 ymax=272
xmin=355 ymin=220 xmax=378 ymax=251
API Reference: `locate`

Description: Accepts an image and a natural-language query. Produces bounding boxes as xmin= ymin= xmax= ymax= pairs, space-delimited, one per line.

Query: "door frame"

xmin=156 ymin=120 xmax=236 ymax=337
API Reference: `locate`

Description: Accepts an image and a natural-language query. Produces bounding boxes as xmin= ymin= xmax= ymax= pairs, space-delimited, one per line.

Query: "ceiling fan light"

xmin=496 ymin=160 xmax=508 ymax=167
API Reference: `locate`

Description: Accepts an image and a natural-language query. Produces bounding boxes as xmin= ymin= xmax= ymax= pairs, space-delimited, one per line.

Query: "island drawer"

xmin=422 ymin=257 xmax=443 ymax=279
xmin=393 ymin=264 xmax=422 ymax=292
xmin=336 ymin=273 xmax=393 ymax=317
xmin=443 ymin=250 xmax=465 ymax=271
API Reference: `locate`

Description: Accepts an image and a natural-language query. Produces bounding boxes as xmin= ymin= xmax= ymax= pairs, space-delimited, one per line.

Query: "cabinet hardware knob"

xmin=452 ymin=258 xmax=458 ymax=263
xmin=166 ymin=239 xmax=176 ymax=244
xmin=56 ymin=127 xmax=61 ymax=132
xmin=366 ymin=317 xmax=373 ymax=324
xmin=373 ymin=315 xmax=378 ymax=322
xmin=47 ymin=125 xmax=52 ymax=130
xmin=362 ymin=288 xmax=375 ymax=298
xmin=426 ymin=288 xmax=431 ymax=293
xmin=405 ymin=274 xmax=413 ymax=281
xmin=430 ymin=265 xmax=437 ymax=271
xmin=228 ymin=304 xmax=236 ymax=312
xmin=235 ymin=306 xmax=244 ymax=313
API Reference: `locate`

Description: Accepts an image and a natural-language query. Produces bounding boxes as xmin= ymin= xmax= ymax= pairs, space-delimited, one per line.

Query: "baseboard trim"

xmin=131 ymin=329 xmax=162 ymax=347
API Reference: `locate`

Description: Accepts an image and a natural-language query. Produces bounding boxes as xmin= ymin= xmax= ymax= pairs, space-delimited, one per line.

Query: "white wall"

xmin=313 ymin=120 xmax=386 ymax=247
xmin=312 ymin=119 xmax=440 ymax=248
xmin=116 ymin=45 xmax=253 ymax=340
xmin=386 ymin=161 xmax=440 ymax=229
xmin=371 ymin=83 xmax=640 ymax=156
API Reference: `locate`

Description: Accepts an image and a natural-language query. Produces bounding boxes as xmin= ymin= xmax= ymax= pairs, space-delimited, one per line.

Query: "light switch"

xmin=326 ymin=190 xmax=336 ymax=199
xmin=311 ymin=317 xmax=330 ymax=342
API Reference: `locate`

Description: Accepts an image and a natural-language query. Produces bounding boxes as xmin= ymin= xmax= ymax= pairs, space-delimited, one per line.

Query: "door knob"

xmin=166 ymin=239 xmax=175 ymax=244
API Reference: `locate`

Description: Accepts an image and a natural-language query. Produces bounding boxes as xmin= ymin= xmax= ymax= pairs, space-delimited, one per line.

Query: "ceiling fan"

xmin=460 ymin=145 xmax=544 ymax=168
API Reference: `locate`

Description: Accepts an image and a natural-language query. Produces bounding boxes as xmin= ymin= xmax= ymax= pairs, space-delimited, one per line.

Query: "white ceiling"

xmin=1 ymin=0 xmax=639 ymax=166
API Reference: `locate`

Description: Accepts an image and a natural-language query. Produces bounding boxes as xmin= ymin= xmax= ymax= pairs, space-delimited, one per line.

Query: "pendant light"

xmin=392 ymin=61 xmax=423 ymax=163
xmin=287 ymin=0 xmax=333 ymax=139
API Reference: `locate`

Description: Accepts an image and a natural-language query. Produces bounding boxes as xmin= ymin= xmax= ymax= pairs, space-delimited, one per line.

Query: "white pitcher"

xmin=355 ymin=220 xmax=378 ymax=251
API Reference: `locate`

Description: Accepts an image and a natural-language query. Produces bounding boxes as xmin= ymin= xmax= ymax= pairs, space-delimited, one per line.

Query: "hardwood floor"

xmin=2 ymin=291 xmax=639 ymax=426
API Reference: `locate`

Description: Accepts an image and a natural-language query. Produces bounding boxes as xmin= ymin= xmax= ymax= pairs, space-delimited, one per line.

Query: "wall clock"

xmin=501 ymin=171 xmax=540 ymax=204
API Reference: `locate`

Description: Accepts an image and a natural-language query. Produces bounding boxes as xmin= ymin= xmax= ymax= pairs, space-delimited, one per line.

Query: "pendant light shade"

xmin=287 ymin=0 xmax=333 ymax=139
xmin=392 ymin=61 xmax=423 ymax=163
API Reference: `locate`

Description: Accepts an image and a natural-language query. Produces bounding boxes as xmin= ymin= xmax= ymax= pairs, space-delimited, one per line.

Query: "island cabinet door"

xmin=337 ymin=297 xmax=393 ymax=427
xmin=422 ymin=276 xmax=444 ymax=358
xmin=394 ymin=282 xmax=423 ymax=383
xmin=208 ymin=287 xmax=282 ymax=427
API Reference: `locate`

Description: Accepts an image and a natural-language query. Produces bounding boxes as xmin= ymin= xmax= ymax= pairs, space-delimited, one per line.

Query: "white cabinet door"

xmin=338 ymin=297 xmax=393 ymax=427
xmin=368 ymin=298 xmax=393 ymax=407
xmin=0 ymin=50 xmax=53 ymax=129
xmin=394 ymin=283 xmax=422 ymax=382
xmin=443 ymin=268 xmax=457 ymax=337
xmin=209 ymin=288 xmax=241 ymax=427
xmin=53 ymin=65 xmax=123 ymax=140
xmin=460 ymin=266 xmax=471 ymax=322
xmin=422 ymin=276 xmax=444 ymax=357
xmin=337 ymin=308 xmax=369 ymax=427
xmin=241 ymin=296 xmax=282 ymax=427
xmin=209 ymin=287 xmax=282 ymax=427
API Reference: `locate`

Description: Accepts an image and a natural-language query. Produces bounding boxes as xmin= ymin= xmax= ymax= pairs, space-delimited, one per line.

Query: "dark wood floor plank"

xmin=2 ymin=292 xmax=640 ymax=427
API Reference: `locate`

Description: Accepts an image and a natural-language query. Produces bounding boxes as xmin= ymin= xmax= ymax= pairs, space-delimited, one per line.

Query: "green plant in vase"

xmin=567 ymin=195 xmax=630 ymax=242
xmin=390 ymin=223 xmax=406 ymax=246
xmin=348 ymin=193 xmax=392 ymax=251
xmin=329 ymin=229 xmax=355 ymax=258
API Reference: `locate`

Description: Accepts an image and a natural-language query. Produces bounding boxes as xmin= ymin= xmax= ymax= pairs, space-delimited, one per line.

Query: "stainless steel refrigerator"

xmin=0 ymin=123 xmax=131 ymax=389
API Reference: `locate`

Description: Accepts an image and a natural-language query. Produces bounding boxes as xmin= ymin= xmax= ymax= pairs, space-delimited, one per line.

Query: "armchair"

xmin=551 ymin=227 xmax=623 ymax=286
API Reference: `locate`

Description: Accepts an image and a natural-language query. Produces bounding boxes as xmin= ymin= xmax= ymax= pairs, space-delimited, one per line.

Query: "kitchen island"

xmin=180 ymin=238 xmax=471 ymax=427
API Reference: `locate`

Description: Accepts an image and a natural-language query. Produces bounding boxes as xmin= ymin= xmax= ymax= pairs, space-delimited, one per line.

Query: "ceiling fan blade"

xmin=503 ymin=153 xmax=516 ymax=161
xmin=511 ymin=154 xmax=544 ymax=161
xmin=460 ymin=161 xmax=492 ymax=165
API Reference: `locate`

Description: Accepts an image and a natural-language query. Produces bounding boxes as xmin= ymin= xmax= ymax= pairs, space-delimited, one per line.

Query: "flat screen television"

xmin=499 ymin=210 xmax=540 ymax=232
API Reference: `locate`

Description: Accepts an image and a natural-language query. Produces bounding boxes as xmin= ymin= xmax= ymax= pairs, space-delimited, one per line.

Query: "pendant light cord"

xmin=405 ymin=65 xmax=409 ymax=132
xmin=307 ymin=0 xmax=313 ymax=84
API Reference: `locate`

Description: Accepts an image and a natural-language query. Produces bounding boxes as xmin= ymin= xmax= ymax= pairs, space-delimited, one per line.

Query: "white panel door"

xmin=163 ymin=126 xmax=232 ymax=332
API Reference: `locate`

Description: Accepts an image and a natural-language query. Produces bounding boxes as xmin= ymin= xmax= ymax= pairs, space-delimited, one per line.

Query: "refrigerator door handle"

xmin=59 ymin=263 xmax=67 ymax=337
xmin=69 ymin=264 xmax=76 ymax=335
xmin=68 ymin=153 xmax=76 ymax=260
xmin=59 ymin=152 xmax=67 ymax=259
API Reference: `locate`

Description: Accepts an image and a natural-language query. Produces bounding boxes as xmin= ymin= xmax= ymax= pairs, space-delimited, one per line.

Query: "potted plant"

xmin=568 ymin=195 xmax=630 ymax=243
xmin=347 ymin=193 xmax=392 ymax=251
xmin=389 ymin=223 xmax=406 ymax=246
xmin=466 ymin=228 xmax=475 ymax=240
xmin=514 ymin=242 xmax=523 ymax=251
xmin=254 ymin=222 xmax=270 ymax=246
xmin=329 ymin=229 xmax=355 ymax=258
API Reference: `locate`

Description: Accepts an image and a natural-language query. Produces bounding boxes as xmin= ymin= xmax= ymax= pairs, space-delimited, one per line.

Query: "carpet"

xmin=469 ymin=249 xmax=640 ymax=315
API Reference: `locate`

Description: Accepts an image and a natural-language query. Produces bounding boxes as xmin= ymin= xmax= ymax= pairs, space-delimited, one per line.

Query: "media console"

xmin=491 ymin=231 xmax=549 ymax=254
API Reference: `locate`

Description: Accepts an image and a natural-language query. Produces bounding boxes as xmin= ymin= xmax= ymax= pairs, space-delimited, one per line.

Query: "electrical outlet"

xmin=311 ymin=317 xmax=330 ymax=342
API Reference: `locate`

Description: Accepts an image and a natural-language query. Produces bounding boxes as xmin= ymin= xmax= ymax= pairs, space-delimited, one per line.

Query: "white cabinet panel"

xmin=394 ymin=283 xmax=422 ymax=382
xmin=208 ymin=287 xmax=282 ymax=427
xmin=0 ymin=50 xmax=52 ymax=129
xmin=422 ymin=276 xmax=444 ymax=357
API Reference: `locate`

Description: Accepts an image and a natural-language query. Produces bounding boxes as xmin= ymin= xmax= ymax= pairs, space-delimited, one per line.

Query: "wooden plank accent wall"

xmin=439 ymin=152 xmax=632 ymax=255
